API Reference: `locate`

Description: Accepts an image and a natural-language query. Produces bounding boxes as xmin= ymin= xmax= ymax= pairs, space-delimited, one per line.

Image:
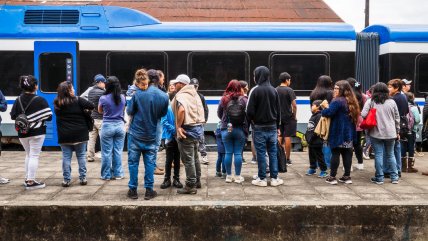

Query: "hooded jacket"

xmin=171 ymin=85 xmax=205 ymax=127
xmin=246 ymin=66 xmax=281 ymax=127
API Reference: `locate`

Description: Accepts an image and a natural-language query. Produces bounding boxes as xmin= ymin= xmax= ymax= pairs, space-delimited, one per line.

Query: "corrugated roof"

xmin=2 ymin=0 xmax=343 ymax=22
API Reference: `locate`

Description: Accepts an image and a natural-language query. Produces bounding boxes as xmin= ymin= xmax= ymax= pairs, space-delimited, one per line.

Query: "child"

xmin=305 ymin=100 xmax=328 ymax=178
xmin=215 ymin=122 xmax=226 ymax=178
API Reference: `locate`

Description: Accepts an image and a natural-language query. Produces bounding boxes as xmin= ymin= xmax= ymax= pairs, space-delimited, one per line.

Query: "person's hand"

xmin=321 ymin=100 xmax=329 ymax=109
xmin=397 ymin=133 xmax=400 ymax=140
xmin=177 ymin=127 xmax=187 ymax=139
xmin=277 ymin=129 xmax=281 ymax=136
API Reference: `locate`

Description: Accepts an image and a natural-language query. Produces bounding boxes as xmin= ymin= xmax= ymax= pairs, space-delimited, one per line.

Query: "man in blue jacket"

xmin=126 ymin=77 xmax=169 ymax=200
xmin=0 ymin=89 xmax=8 ymax=184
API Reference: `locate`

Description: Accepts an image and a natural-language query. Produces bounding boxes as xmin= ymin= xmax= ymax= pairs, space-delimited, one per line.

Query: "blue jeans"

xmin=216 ymin=153 xmax=226 ymax=174
xmin=128 ymin=134 xmax=157 ymax=190
xmin=100 ymin=121 xmax=125 ymax=179
xmin=372 ymin=137 xmax=398 ymax=182
xmin=253 ymin=126 xmax=278 ymax=180
xmin=61 ymin=142 xmax=87 ymax=181
xmin=383 ymin=140 xmax=401 ymax=174
xmin=221 ymin=128 xmax=246 ymax=176
xmin=323 ymin=143 xmax=332 ymax=169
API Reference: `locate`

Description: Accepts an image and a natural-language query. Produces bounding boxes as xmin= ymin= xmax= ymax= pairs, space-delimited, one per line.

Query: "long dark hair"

xmin=310 ymin=75 xmax=333 ymax=101
xmin=221 ymin=80 xmax=242 ymax=107
xmin=19 ymin=75 xmax=38 ymax=92
xmin=346 ymin=77 xmax=363 ymax=109
xmin=147 ymin=69 xmax=159 ymax=85
xmin=335 ymin=80 xmax=360 ymax=124
xmin=371 ymin=82 xmax=390 ymax=104
xmin=105 ymin=76 xmax=122 ymax=105
xmin=54 ymin=81 xmax=75 ymax=109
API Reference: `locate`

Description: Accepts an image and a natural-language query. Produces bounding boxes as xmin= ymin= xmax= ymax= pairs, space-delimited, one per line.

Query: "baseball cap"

xmin=94 ymin=74 xmax=107 ymax=83
xmin=403 ymin=79 xmax=412 ymax=85
xmin=170 ymin=74 xmax=190 ymax=85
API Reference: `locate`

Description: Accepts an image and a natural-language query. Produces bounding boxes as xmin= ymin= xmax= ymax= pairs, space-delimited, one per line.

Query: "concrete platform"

xmin=1 ymin=151 xmax=428 ymax=240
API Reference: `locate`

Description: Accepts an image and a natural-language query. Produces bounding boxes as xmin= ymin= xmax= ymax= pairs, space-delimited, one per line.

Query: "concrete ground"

xmin=1 ymin=150 xmax=428 ymax=205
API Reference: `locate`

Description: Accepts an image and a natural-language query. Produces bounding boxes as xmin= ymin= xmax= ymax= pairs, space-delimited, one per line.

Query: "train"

xmin=0 ymin=5 xmax=426 ymax=146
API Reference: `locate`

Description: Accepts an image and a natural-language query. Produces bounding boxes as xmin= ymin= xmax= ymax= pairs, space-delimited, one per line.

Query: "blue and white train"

xmin=0 ymin=5 xmax=426 ymax=146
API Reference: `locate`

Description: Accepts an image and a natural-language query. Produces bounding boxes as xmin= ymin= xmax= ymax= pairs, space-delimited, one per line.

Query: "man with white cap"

xmin=402 ymin=79 xmax=412 ymax=93
xmin=171 ymin=74 xmax=205 ymax=194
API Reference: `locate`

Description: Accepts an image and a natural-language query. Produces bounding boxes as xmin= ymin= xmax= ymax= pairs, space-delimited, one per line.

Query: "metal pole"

xmin=365 ymin=0 xmax=370 ymax=27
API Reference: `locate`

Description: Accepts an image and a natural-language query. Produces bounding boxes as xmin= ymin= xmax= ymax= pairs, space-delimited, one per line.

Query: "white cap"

xmin=170 ymin=74 xmax=190 ymax=85
xmin=403 ymin=79 xmax=412 ymax=85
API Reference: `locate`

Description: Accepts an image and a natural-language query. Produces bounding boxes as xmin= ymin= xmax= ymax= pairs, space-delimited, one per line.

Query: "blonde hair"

xmin=134 ymin=68 xmax=149 ymax=90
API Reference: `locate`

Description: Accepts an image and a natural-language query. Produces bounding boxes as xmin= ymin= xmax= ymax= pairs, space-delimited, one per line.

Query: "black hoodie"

xmin=246 ymin=66 xmax=280 ymax=127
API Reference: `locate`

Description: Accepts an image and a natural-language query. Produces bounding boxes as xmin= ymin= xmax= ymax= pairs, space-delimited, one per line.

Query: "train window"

xmin=416 ymin=54 xmax=428 ymax=93
xmin=80 ymin=51 xmax=108 ymax=94
xmin=107 ymin=52 xmax=167 ymax=91
xmin=189 ymin=52 xmax=249 ymax=96
xmin=270 ymin=53 xmax=329 ymax=93
xmin=39 ymin=53 xmax=72 ymax=93
xmin=0 ymin=51 xmax=34 ymax=96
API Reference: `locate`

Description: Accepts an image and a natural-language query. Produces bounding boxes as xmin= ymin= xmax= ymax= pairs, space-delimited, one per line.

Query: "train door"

xmin=34 ymin=41 xmax=79 ymax=146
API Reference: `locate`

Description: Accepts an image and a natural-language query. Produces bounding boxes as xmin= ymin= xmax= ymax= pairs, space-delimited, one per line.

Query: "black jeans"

xmin=401 ymin=132 xmax=416 ymax=158
xmin=309 ymin=146 xmax=326 ymax=171
xmin=330 ymin=148 xmax=353 ymax=177
xmin=165 ymin=138 xmax=181 ymax=180
xmin=354 ymin=131 xmax=363 ymax=164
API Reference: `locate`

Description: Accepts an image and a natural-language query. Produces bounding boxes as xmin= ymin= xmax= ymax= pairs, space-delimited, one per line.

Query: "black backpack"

xmin=226 ymin=97 xmax=246 ymax=125
xmin=15 ymin=96 xmax=37 ymax=135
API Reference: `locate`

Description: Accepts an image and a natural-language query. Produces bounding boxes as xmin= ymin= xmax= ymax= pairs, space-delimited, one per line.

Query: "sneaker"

xmin=225 ymin=175 xmax=234 ymax=183
xmin=201 ymin=155 xmax=209 ymax=165
xmin=242 ymin=158 xmax=248 ymax=165
xmin=196 ymin=178 xmax=202 ymax=188
xmin=26 ymin=180 xmax=46 ymax=190
xmin=160 ymin=179 xmax=171 ymax=189
xmin=172 ymin=179 xmax=183 ymax=188
xmin=251 ymin=178 xmax=268 ymax=187
xmin=370 ymin=177 xmax=384 ymax=185
xmin=354 ymin=164 xmax=364 ymax=170
xmin=215 ymin=172 xmax=222 ymax=177
xmin=318 ymin=171 xmax=329 ymax=178
xmin=144 ymin=189 xmax=158 ymax=200
xmin=154 ymin=167 xmax=165 ymax=175
xmin=127 ymin=188 xmax=138 ymax=199
xmin=286 ymin=159 xmax=293 ymax=166
xmin=79 ymin=178 xmax=87 ymax=186
xmin=61 ymin=180 xmax=71 ymax=187
xmin=306 ymin=168 xmax=317 ymax=176
xmin=338 ymin=176 xmax=353 ymax=184
xmin=391 ymin=179 xmax=399 ymax=184
xmin=234 ymin=176 xmax=245 ymax=184
xmin=112 ymin=176 xmax=124 ymax=180
xmin=325 ymin=176 xmax=338 ymax=185
xmin=177 ymin=185 xmax=197 ymax=194
xmin=252 ymin=174 xmax=259 ymax=180
xmin=0 ymin=177 xmax=10 ymax=184
xmin=270 ymin=177 xmax=284 ymax=187
xmin=250 ymin=157 xmax=257 ymax=164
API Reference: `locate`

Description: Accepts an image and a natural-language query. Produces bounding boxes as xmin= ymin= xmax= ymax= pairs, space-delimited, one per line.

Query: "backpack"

xmin=407 ymin=104 xmax=416 ymax=131
xmin=15 ymin=96 xmax=37 ymax=135
xmin=226 ymin=97 xmax=246 ymax=125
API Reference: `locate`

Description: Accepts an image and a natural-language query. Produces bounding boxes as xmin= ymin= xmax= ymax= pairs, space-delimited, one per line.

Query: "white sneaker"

xmin=201 ymin=155 xmax=209 ymax=165
xmin=354 ymin=163 xmax=364 ymax=170
xmin=252 ymin=174 xmax=259 ymax=180
xmin=234 ymin=176 xmax=245 ymax=184
xmin=0 ymin=177 xmax=10 ymax=184
xmin=251 ymin=178 xmax=267 ymax=187
xmin=362 ymin=152 xmax=370 ymax=160
xmin=225 ymin=175 xmax=234 ymax=183
xmin=270 ymin=177 xmax=284 ymax=187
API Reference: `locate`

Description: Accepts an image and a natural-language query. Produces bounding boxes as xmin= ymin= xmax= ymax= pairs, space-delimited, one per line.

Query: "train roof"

xmin=363 ymin=24 xmax=428 ymax=44
xmin=0 ymin=5 xmax=356 ymax=40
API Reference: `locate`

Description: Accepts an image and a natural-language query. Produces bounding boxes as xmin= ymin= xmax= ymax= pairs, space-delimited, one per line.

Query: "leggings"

xmin=330 ymin=147 xmax=353 ymax=177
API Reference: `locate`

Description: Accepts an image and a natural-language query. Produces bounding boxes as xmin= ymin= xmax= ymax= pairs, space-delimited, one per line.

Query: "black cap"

xmin=190 ymin=78 xmax=199 ymax=85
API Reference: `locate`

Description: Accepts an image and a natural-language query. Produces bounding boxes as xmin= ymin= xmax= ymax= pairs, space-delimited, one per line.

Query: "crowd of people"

xmin=0 ymin=66 xmax=428 ymax=199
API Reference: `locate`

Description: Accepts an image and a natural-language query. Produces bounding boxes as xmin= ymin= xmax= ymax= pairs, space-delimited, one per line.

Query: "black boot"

xmin=144 ymin=188 xmax=157 ymax=200
xmin=173 ymin=178 xmax=183 ymax=188
xmin=177 ymin=185 xmax=197 ymax=194
xmin=160 ymin=178 xmax=171 ymax=189
xmin=196 ymin=178 xmax=201 ymax=189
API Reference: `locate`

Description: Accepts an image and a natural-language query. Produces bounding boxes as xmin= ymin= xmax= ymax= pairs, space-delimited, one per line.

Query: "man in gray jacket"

xmin=86 ymin=74 xmax=107 ymax=162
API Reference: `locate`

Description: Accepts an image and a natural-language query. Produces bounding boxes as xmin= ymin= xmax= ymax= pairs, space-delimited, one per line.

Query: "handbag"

xmin=360 ymin=101 xmax=377 ymax=130
xmin=78 ymin=97 xmax=94 ymax=132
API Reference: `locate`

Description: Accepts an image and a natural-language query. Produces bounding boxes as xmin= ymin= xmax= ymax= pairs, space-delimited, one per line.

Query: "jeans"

xmin=61 ymin=142 xmax=87 ymax=181
xmin=164 ymin=138 xmax=180 ymax=180
xmin=401 ymin=132 xmax=416 ymax=158
xmin=253 ymin=126 xmax=278 ymax=180
xmin=128 ymin=134 xmax=157 ymax=190
xmin=100 ymin=121 xmax=125 ymax=179
xmin=177 ymin=137 xmax=201 ymax=187
xmin=322 ymin=143 xmax=332 ymax=169
xmin=384 ymin=140 xmax=401 ymax=173
xmin=216 ymin=153 xmax=226 ymax=174
xmin=372 ymin=137 xmax=398 ymax=181
xmin=330 ymin=148 xmax=353 ymax=177
xmin=87 ymin=119 xmax=102 ymax=161
xmin=309 ymin=146 xmax=326 ymax=171
xmin=20 ymin=135 xmax=45 ymax=181
xmin=198 ymin=133 xmax=207 ymax=157
xmin=221 ymin=127 xmax=246 ymax=176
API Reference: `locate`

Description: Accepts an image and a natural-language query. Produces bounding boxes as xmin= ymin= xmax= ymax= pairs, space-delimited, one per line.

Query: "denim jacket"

xmin=161 ymin=106 xmax=176 ymax=142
